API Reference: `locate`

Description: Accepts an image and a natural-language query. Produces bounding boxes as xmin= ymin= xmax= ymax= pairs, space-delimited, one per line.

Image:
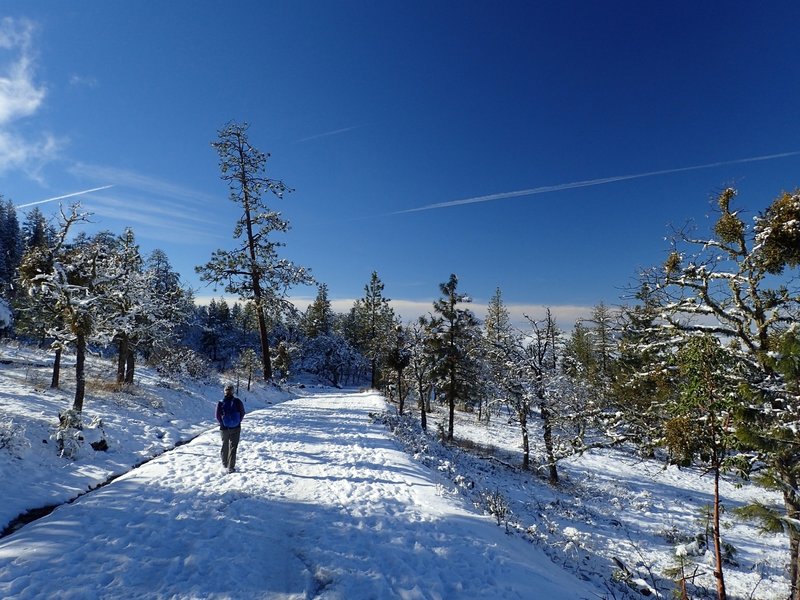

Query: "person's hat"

xmin=224 ymin=383 xmax=235 ymax=392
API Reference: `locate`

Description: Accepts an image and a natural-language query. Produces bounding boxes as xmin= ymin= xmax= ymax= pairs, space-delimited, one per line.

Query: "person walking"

xmin=216 ymin=383 xmax=245 ymax=473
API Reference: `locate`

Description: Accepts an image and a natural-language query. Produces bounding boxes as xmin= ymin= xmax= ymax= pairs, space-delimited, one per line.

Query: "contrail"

xmin=391 ymin=150 xmax=800 ymax=215
xmin=17 ymin=185 xmax=115 ymax=209
xmin=295 ymin=125 xmax=366 ymax=143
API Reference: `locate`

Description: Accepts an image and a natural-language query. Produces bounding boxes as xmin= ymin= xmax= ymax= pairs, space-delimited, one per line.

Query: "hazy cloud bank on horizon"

xmin=194 ymin=294 xmax=594 ymax=330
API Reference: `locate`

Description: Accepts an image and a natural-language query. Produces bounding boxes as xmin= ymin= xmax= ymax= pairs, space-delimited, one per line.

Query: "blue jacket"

xmin=216 ymin=394 xmax=245 ymax=429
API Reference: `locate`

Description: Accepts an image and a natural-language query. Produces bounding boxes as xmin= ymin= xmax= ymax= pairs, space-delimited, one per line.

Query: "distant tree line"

xmin=1 ymin=123 xmax=798 ymax=599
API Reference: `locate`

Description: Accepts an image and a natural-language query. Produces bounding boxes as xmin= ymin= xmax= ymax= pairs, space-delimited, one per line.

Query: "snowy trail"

xmin=0 ymin=390 xmax=600 ymax=599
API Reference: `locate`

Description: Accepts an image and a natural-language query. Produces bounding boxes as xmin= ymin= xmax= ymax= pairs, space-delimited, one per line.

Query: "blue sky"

xmin=2 ymin=2 xmax=799 ymax=326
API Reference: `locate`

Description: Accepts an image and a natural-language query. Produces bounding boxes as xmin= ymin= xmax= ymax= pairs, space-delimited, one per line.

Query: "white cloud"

xmin=63 ymin=163 xmax=226 ymax=244
xmin=68 ymin=74 xmax=98 ymax=88
xmin=69 ymin=162 xmax=218 ymax=204
xmin=0 ymin=129 xmax=57 ymax=175
xmin=0 ymin=17 xmax=60 ymax=178
xmin=0 ymin=18 xmax=43 ymax=123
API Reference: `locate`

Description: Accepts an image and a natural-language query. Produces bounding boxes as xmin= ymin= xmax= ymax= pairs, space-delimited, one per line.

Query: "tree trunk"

xmin=73 ymin=332 xmax=86 ymax=413
xmin=540 ymin=398 xmax=558 ymax=484
xmin=371 ymin=357 xmax=377 ymax=389
xmin=417 ymin=382 xmax=428 ymax=431
xmin=397 ymin=369 xmax=404 ymax=416
xmin=239 ymin=152 xmax=273 ymax=382
xmin=784 ymin=485 xmax=800 ymax=600
xmin=712 ymin=462 xmax=727 ymax=600
xmin=51 ymin=346 xmax=61 ymax=388
xmin=125 ymin=349 xmax=135 ymax=385
xmin=790 ymin=529 xmax=800 ymax=600
xmin=520 ymin=407 xmax=530 ymax=470
xmin=255 ymin=305 xmax=272 ymax=380
xmin=117 ymin=336 xmax=128 ymax=385
xmin=447 ymin=369 xmax=456 ymax=441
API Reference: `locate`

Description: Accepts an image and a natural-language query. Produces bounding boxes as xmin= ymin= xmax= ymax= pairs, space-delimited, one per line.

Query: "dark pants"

xmin=220 ymin=426 xmax=241 ymax=471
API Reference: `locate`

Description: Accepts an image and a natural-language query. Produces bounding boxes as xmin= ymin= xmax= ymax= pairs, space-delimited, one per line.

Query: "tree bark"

xmin=50 ymin=346 xmax=61 ymax=389
xmin=416 ymin=379 xmax=428 ymax=431
xmin=712 ymin=459 xmax=727 ymax=600
xmin=397 ymin=369 xmax=404 ymax=415
xmin=784 ymin=482 xmax=800 ymax=600
xmin=519 ymin=407 xmax=530 ymax=470
xmin=255 ymin=300 xmax=272 ymax=380
xmin=73 ymin=332 xmax=86 ymax=413
xmin=116 ymin=336 xmax=128 ymax=385
xmin=125 ymin=349 xmax=134 ymax=385
xmin=447 ymin=369 xmax=456 ymax=441
xmin=540 ymin=397 xmax=558 ymax=484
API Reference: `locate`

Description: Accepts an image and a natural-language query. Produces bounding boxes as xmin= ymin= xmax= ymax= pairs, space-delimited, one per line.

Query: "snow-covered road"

xmin=0 ymin=390 xmax=600 ymax=599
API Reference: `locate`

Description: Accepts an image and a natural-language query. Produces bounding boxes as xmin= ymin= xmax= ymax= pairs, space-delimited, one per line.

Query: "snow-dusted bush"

xmin=153 ymin=346 xmax=211 ymax=380
xmin=53 ymin=410 xmax=109 ymax=458
xmin=0 ymin=418 xmax=30 ymax=457
xmin=54 ymin=409 xmax=83 ymax=459
xmin=301 ymin=334 xmax=366 ymax=387
xmin=480 ymin=489 xmax=511 ymax=531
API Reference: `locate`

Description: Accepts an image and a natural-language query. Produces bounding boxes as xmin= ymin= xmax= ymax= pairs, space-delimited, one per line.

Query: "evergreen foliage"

xmin=304 ymin=283 xmax=334 ymax=338
xmin=667 ymin=334 xmax=743 ymax=600
xmin=196 ymin=121 xmax=313 ymax=380
xmin=483 ymin=287 xmax=513 ymax=422
xmin=350 ymin=271 xmax=396 ymax=389
xmin=425 ymin=274 xmax=481 ymax=441
xmin=636 ymin=186 xmax=800 ymax=600
xmin=612 ymin=286 xmax=677 ymax=455
xmin=21 ymin=207 xmax=54 ymax=252
xmin=17 ymin=204 xmax=117 ymax=413
xmin=0 ymin=197 xmax=23 ymax=301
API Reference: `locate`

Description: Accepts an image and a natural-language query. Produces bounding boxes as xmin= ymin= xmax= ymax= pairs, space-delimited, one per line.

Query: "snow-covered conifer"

xmin=637 ymin=187 xmax=800 ymax=598
xmin=427 ymin=274 xmax=482 ymax=441
xmin=665 ymin=334 xmax=745 ymax=600
xmin=482 ymin=287 xmax=513 ymax=422
xmin=17 ymin=204 xmax=117 ymax=414
xmin=0 ymin=197 xmax=23 ymax=302
xmin=196 ymin=121 xmax=313 ymax=380
xmin=350 ymin=272 xmax=396 ymax=389
xmin=303 ymin=283 xmax=334 ymax=338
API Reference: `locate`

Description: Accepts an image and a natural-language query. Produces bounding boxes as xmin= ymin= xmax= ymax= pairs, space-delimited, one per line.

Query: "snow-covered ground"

xmin=0 ymin=342 xmax=793 ymax=599
xmin=396 ymin=407 xmax=791 ymax=599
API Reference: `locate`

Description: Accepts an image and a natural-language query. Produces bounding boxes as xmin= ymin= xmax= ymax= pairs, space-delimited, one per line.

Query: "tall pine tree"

xmin=304 ymin=283 xmax=334 ymax=338
xmin=351 ymin=272 xmax=395 ymax=388
xmin=426 ymin=274 xmax=481 ymax=441
xmin=197 ymin=121 xmax=312 ymax=380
